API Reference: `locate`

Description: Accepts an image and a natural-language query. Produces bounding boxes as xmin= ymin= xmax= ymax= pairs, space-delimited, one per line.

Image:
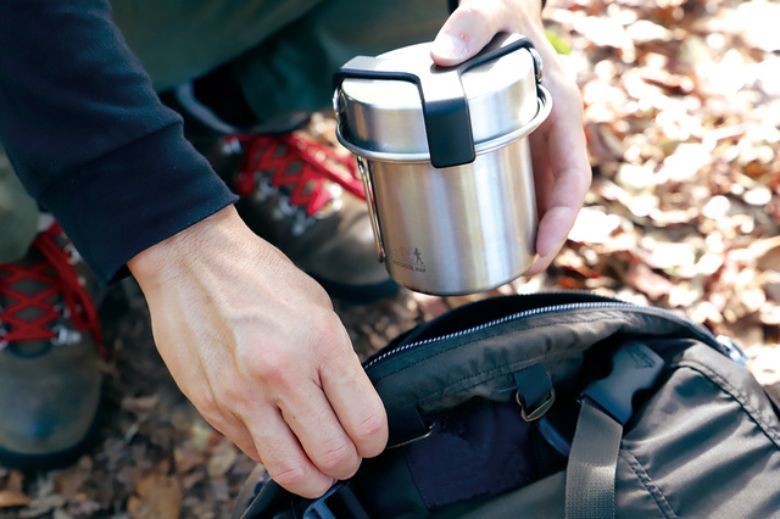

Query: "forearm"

xmin=0 ymin=0 xmax=236 ymax=283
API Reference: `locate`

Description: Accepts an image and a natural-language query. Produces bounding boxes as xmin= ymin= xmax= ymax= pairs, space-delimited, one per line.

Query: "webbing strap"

xmin=564 ymin=400 xmax=623 ymax=519
xmin=303 ymin=483 xmax=370 ymax=519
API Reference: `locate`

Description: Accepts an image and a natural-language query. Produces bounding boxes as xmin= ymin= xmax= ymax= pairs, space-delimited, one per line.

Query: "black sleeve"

xmin=0 ymin=1 xmax=238 ymax=284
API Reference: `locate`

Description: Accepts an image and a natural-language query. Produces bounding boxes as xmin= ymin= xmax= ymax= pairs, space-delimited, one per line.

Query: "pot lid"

xmin=334 ymin=33 xmax=546 ymax=168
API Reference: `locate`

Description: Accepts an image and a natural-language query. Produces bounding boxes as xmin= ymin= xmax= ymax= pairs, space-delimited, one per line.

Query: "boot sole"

xmin=0 ymin=399 xmax=102 ymax=471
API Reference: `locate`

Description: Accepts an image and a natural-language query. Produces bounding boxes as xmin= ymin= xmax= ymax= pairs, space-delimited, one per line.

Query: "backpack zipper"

xmin=364 ymin=301 xmax=729 ymax=371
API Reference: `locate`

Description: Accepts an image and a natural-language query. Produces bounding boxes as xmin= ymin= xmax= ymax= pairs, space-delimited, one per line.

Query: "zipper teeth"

xmin=364 ymin=302 xmax=715 ymax=370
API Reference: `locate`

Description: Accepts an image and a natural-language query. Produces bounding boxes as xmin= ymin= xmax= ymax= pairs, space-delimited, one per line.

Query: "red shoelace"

xmin=229 ymin=133 xmax=365 ymax=217
xmin=0 ymin=224 xmax=104 ymax=356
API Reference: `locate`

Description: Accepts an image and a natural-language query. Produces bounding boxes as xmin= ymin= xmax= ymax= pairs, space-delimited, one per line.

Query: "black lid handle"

xmin=334 ymin=56 xmax=474 ymax=168
xmin=334 ymin=33 xmax=540 ymax=168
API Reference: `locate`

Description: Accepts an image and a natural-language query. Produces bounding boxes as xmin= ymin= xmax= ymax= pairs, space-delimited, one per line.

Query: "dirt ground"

xmin=1 ymin=0 xmax=779 ymax=517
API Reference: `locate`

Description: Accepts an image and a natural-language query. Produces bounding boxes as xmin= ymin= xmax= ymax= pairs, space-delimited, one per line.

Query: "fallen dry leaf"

xmin=54 ymin=456 xmax=92 ymax=499
xmin=207 ymin=438 xmax=238 ymax=478
xmin=121 ymin=394 xmax=160 ymax=414
xmin=0 ymin=470 xmax=29 ymax=509
xmin=756 ymin=238 xmax=780 ymax=272
xmin=19 ymin=495 xmax=67 ymax=518
xmin=127 ymin=472 xmax=182 ymax=519
xmin=174 ymin=442 xmax=206 ymax=474
xmin=626 ymin=263 xmax=674 ymax=300
xmin=0 ymin=490 xmax=31 ymax=509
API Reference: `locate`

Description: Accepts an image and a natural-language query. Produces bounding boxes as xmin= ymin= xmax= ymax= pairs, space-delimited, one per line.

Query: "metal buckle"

xmin=516 ymin=388 xmax=556 ymax=422
xmin=386 ymin=420 xmax=439 ymax=449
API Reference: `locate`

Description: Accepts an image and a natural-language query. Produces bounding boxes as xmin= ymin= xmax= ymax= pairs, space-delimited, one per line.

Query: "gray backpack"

xmin=232 ymin=292 xmax=780 ymax=518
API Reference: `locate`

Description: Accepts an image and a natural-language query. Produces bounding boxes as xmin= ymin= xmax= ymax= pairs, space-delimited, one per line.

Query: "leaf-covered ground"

xmin=1 ymin=0 xmax=778 ymax=516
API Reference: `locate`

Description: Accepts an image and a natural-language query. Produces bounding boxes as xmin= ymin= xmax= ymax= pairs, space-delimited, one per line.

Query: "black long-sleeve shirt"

xmin=0 ymin=1 xmax=237 ymax=283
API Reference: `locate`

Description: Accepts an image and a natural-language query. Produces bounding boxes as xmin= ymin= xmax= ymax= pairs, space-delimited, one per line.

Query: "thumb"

xmin=431 ymin=1 xmax=507 ymax=66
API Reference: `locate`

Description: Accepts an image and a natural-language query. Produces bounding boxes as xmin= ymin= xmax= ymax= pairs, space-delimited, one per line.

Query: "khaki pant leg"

xmin=111 ymin=0 xmax=324 ymax=90
xmin=233 ymin=0 xmax=450 ymax=120
xmin=0 ymin=148 xmax=38 ymax=263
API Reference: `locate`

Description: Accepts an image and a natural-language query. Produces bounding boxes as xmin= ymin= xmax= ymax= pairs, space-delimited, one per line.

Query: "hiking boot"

xmin=166 ymin=83 xmax=398 ymax=302
xmin=0 ymin=223 xmax=103 ymax=469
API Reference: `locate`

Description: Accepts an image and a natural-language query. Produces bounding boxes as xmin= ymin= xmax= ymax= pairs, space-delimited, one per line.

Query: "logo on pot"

xmin=390 ymin=246 xmax=427 ymax=273
xmin=413 ymin=248 xmax=426 ymax=269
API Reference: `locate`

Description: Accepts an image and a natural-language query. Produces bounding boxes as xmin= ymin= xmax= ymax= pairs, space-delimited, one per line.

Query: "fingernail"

xmin=536 ymin=236 xmax=566 ymax=260
xmin=432 ymin=33 xmax=468 ymax=61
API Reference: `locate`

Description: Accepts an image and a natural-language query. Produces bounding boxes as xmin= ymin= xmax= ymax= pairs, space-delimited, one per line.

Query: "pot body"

xmin=336 ymin=34 xmax=550 ymax=295
xmin=358 ymin=137 xmax=537 ymax=295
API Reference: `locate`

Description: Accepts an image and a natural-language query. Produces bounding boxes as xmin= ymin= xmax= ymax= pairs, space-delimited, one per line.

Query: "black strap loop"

xmin=513 ymin=363 xmax=555 ymax=422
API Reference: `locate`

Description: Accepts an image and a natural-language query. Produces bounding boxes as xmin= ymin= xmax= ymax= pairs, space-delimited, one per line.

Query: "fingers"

xmin=431 ymin=0 xmax=509 ymax=65
xmin=228 ymin=427 xmax=262 ymax=464
xmin=167 ymin=355 xmax=265 ymax=464
xmin=277 ymin=378 xmax=362 ymax=481
xmin=210 ymin=412 xmax=262 ymax=464
xmin=539 ymin=94 xmax=590 ymax=257
xmin=525 ymin=86 xmax=591 ymax=275
xmin=238 ymin=314 xmax=386 ymax=497
xmin=320 ymin=349 xmax=388 ymax=458
xmin=246 ymin=406 xmax=334 ymax=499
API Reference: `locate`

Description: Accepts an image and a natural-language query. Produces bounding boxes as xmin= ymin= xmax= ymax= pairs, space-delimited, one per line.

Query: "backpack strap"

xmin=565 ymin=342 xmax=665 ymax=519
xmin=565 ymin=401 xmax=622 ymax=519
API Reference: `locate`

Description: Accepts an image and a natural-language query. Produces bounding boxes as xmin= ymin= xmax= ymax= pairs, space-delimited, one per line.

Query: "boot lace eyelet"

xmin=51 ymin=324 xmax=82 ymax=347
xmin=0 ymin=224 xmax=104 ymax=355
xmin=232 ymin=133 xmax=365 ymax=218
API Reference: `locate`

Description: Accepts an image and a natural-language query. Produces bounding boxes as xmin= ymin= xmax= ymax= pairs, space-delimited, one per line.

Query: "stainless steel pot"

xmin=333 ymin=33 xmax=552 ymax=295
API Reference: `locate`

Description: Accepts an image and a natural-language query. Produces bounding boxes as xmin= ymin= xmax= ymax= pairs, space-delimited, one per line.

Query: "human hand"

xmin=431 ymin=0 xmax=591 ymax=274
xmin=128 ymin=206 xmax=388 ymax=498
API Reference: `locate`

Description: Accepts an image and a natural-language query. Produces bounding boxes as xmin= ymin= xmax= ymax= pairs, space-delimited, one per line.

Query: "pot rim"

xmin=335 ymin=85 xmax=551 ymax=165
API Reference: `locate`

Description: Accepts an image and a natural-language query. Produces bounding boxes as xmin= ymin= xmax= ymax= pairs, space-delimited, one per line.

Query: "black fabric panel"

xmin=404 ymin=400 xmax=541 ymax=510
xmin=352 ymin=450 xmax=429 ymax=518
